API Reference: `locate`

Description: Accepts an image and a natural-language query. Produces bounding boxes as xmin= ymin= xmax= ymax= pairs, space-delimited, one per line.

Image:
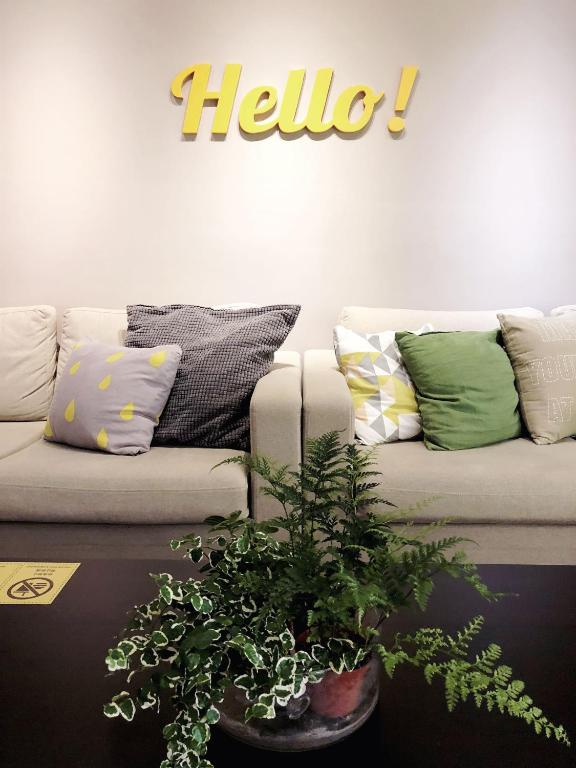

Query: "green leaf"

xmin=242 ymin=642 xmax=264 ymax=668
xmin=118 ymin=698 xmax=136 ymax=722
xmin=279 ymin=630 xmax=295 ymax=652
xmin=276 ymin=656 xmax=297 ymax=680
xmin=140 ymin=648 xmax=159 ymax=667
xmin=233 ymin=674 xmax=252 ymax=690
xmin=185 ymin=652 xmax=201 ymax=670
xmin=151 ymin=630 xmax=169 ymax=647
xmin=105 ymin=648 xmax=127 ymax=671
xmin=182 ymin=626 xmax=220 ymax=650
xmin=205 ymin=515 xmax=226 ymax=526
xmin=191 ymin=594 xmax=203 ymax=612
xmin=163 ymin=722 xmax=179 ymax=740
xmin=191 ymin=722 xmax=209 ymax=744
xmin=246 ymin=702 xmax=275 ymax=720
xmin=103 ymin=702 xmax=119 ymax=718
xmin=204 ymin=706 xmax=220 ymax=725
xmin=159 ymin=584 xmax=174 ymax=604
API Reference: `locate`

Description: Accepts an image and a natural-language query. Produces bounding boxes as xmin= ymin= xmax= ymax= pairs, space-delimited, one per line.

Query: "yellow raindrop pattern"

xmin=106 ymin=351 xmax=125 ymax=364
xmin=149 ymin=350 xmax=167 ymax=368
xmin=64 ymin=400 xmax=76 ymax=423
xmin=120 ymin=402 xmax=135 ymax=421
xmin=96 ymin=428 xmax=108 ymax=449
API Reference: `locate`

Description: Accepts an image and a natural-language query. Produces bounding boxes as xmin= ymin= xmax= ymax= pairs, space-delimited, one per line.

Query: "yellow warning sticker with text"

xmin=0 ymin=562 xmax=80 ymax=605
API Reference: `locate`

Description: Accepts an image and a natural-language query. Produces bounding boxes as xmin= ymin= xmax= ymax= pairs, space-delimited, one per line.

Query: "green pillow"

xmin=395 ymin=330 xmax=522 ymax=451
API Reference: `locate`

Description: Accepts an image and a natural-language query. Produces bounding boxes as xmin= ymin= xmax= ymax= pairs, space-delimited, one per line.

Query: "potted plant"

xmin=104 ymin=432 xmax=569 ymax=767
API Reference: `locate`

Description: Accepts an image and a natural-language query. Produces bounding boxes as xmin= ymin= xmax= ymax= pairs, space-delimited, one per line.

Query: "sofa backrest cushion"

xmin=57 ymin=304 xmax=261 ymax=377
xmin=339 ymin=306 xmax=543 ymax=333
xmin=0 ymin=305 xmax=57 ymax=420
xmin=57 ymin=307 xmax=128 ymax=377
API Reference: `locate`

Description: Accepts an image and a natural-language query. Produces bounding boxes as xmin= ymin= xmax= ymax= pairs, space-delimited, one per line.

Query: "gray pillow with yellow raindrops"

xmin=44 ymin=339 xmax=181 ymax=455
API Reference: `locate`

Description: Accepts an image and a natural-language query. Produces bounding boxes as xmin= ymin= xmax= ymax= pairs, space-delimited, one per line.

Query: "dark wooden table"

xmin=0 ymin=560 xmax=574 ymax=768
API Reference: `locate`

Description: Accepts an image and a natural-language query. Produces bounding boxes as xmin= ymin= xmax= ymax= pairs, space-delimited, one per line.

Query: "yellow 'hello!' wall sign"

xmin=171 ymin=64 xmax=419 ymax=138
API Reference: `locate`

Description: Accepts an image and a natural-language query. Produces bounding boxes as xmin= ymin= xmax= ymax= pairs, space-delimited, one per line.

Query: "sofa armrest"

xmin=250 ymin=351 xmax=302 ymax=521
xmin=303 ymin=350 xmax=354 ymax=446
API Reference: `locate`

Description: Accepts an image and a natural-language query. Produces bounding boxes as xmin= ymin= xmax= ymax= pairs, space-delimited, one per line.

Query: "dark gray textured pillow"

xmin=125 ymin=304 xmax=301 ymax=450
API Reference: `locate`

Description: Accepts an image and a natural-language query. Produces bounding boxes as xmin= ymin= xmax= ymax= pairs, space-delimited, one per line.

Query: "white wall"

xmin=1 ymin=0 xmax=576 ymax=350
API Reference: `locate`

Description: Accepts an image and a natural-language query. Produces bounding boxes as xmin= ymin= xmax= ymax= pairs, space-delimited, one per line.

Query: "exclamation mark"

xmin=388 ymin=66 xmax=419 ymax=135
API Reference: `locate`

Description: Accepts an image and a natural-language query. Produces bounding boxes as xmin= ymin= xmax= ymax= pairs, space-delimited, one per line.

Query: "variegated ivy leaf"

xmin=112 ymin=692 xmax=136 ymax=722
xmin=241 ymin=642 xmax=264 ymax=669
xmin=279 ymin=630 xmax=295 ymax=652
xmin=211 ymin=688 xmax=225 ymax=704
xmin=329 ymin=658 xmax=346 ymax=674
xmin=152 ymin=571 xmax=173 ymax=584
xmin=293 ymin=650 xmax=312 ymax=664
xmin=103 ymin=702 xmax=120 ymax=718
xmin=170 ymin=533 xmax=202 ymax=551
xmin=240 ymin=597 xmax=257 ymax=615
xmin=117 ymin=640 xmax=138 ymax=657
xmin=151 ymin=630 xmax=169 ymax=647
xmin=311 ymin=644 xmax=329 ymax=665
xmin=190 ymin=594 xmax=203 ymax=612
xmin=200 ymin=597 xmax=213 ymax=614
xmin=191 ymin=672 xmax=211 ymax=686
xmin=343 ymin=647 xmax=368 ymax=671
xmin=204 ymin=706 xmax=220 ymax=725
xmin=167 ymin=622 xmax=186 ymax=642
xmin=276 ymin=656 xmax=297 ymax=680
xmin=163 ymin=722 xmax=179 ymax=740
xmin=211 ymin=614 xmax=233 ymax=628
xmin=191 ymin=722 xmax=210 ymax=745
xmin=159 ymin=585 xmax=174 ymax=604
xmin=207 ymin=550 xmax=224 ymax=568
xmin=195 ymin=691 xmax=211 ymax=709
xmin=182 ymin=626 xmax=221 ymax=650
xmin=171 ymin=583 xmax=184 ymax=601
xmin=272 ymin=684 xmax=293 ymax=706
xmin=185 ymin=652 xmax=201 ymax=671
xmin=161 ymin=672 xmax=181 ymax=689
xmin=158 ymin=646 xmax=179 ymax=663
xmin=233 ymin=674 xmax=253 ymax=691
xmin=307 ymin=668 xmax=326 ymax=684
xmin=138 ymin=688 xmax=158 ymax=710
xmin=328 ymin=637 xmax=355 ymax=653
xmin=246 ymin=701 xmax=275 ymax=720
xmin=189 ymin=547 xmax=204 ymax=564
xmin=140 ymin=647 xmax=160 ymax=667
xmin=292 ymin=674 xmax=308 ymax=698
xmin=235 ymin=535 xmax=250 ymax=555
xmin=105 ymin=648 xmax=128 ymax=672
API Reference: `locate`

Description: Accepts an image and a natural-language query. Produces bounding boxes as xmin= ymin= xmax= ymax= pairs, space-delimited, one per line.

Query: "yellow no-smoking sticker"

xmin=0 ymin=562 xmax=80 ymax=605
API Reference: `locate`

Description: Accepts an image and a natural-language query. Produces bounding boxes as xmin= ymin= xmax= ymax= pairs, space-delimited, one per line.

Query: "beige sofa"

xmin=0 ymin=306 xmax=301 ymax=560
xmin=304 ymin=306 xmax=576 ymax=565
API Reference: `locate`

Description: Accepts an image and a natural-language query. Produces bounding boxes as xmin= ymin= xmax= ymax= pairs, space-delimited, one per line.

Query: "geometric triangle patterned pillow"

xmin=333 ymin=324 xmax=432 ymax=445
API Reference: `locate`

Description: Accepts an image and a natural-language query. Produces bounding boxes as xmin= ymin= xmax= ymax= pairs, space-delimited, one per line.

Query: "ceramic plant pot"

xmin=218 ymin=655 xmax=379 ymax=751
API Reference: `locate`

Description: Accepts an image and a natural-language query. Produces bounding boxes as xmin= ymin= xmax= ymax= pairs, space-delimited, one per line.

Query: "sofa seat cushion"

xmin=0 ymin=441 xmax=248 ymax=524
xmin=371 ymin=437 xmax=576 ymax=524
xmin=0 ymin=422 xmax=45 ymax=459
